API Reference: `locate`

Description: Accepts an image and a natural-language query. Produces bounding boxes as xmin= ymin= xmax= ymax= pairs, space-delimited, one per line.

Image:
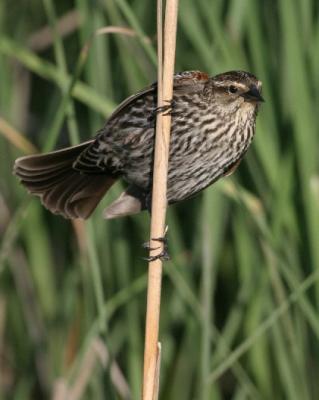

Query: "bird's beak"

xmin=241 ymin=85 xmax=264 ymax=103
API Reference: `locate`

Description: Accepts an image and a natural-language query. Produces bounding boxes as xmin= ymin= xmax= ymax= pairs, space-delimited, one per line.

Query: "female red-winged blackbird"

xmin=13 ymin=70 xmax=263 ymax=219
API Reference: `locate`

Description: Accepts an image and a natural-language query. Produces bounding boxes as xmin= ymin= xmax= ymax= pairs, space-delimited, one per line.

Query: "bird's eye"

xmin=228 ymin=85 xmax=238 ymax=94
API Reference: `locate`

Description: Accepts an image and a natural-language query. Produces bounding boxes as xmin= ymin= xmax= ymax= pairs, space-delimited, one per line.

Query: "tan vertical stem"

xmin=142 ymin=1 xmax=179 ymax=399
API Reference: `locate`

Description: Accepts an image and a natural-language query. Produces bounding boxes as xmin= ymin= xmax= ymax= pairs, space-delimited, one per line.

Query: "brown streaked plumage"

xmin=13 ymin=70 xmax=264 ymax=219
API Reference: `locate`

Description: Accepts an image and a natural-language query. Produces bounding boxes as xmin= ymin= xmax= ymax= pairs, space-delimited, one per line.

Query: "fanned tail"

xmin=13 ymin=142 xmax=117 ymax=219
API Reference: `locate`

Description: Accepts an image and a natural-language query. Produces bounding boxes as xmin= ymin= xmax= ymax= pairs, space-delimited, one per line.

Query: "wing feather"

xmin=73 ymin=71 xmax=210 ymax=175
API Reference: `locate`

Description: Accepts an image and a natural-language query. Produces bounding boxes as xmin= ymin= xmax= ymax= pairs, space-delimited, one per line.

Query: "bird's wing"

xmin=73 ymin=71 xmax=210 ymax=174
xmin=108 ymin=70 xmax=210 ymax=120
xmin=172 ymin=70 xmax=210 ymax=88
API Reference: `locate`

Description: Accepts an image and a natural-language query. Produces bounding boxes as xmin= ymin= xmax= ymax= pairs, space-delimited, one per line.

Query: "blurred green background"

xmin=1 ymin=0 xmax=319 ymax=399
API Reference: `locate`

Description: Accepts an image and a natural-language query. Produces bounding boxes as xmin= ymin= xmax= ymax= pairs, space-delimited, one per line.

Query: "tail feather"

xmin=14 ymin=167 xmax=70 ymax=191
xmin=13 ymin=142 xmax=117 ymax=219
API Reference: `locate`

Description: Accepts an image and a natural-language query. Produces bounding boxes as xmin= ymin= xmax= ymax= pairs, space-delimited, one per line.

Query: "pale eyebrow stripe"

xmin=213 ymin=81 xmax=247 ymax=90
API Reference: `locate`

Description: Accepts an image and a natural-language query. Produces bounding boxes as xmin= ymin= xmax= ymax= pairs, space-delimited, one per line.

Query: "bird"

xmin=13 ymin=70 xmax=264 ymax=220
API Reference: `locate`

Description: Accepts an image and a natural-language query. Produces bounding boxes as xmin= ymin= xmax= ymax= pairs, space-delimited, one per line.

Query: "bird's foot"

xmin=155 ymin=99 xmax=175 ymax=116
xmin=142 ymin=226 xmax=170 ymax=262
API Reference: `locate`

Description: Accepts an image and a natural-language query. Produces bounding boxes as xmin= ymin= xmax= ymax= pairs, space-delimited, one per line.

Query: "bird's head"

xmin=211 ymin=71 xmax=264 ymax=116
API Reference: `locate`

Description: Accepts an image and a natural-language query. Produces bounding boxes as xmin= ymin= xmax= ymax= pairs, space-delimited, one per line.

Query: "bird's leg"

xmin=155 ymin=99 xmax=175 ymax=116
xmin=142 ymin=226 xmax=170 ymax=262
